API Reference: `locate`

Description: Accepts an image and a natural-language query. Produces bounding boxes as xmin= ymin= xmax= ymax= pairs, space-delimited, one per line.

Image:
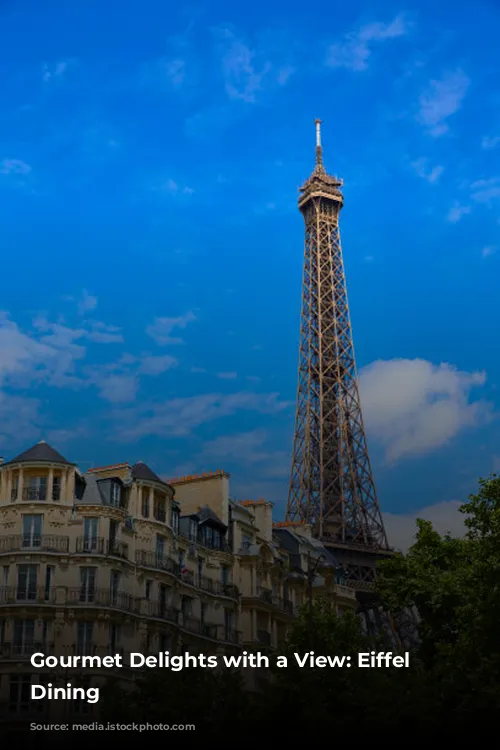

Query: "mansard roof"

xmin=6 ymin=440 xmax=73 ymax=466
xmin=131 ymin=461 xmax=169 ymax=486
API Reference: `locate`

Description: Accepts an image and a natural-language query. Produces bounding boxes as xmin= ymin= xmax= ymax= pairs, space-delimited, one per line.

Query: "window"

xmin=109 ymin=520 xmax=118 ymax=552
xmin=80 ymin=567 xmax=96 ymax=603
xmin=9 ymin=675 xmax=32 ymax=713
xmin=52 ymin=475 xmax=61 ymax=501
xmin=242 ymin=534 xmax=252 ymax=550
xmin=154 ymin=496 xmax=166 ymax=523
xmin=11 ymin=476 xmax=19 ymax=501
xmin=13 ymin=619 xmax=35 ymax=655
xmin=197 ymin=557 xmax=203 ymax=579
xmin=224 ymin=609 xmax=234 ymax=640
xmin=109 ymin=623 xmax=120 ymax=653
xmin=17 ymin=565 xmax=37 ymax=601
xmin=145 ymin=580 xmax=152 ymax=600
xmin=200 ymin=602 xmax=206 ymax=625
xmin=221 ymin=565 xmax=229 ymax=585
xmin=26 ymin=476 xmax=47 ymax=501
xmin=22 ymin=514 xmax=43 ymax=548
xmin=83 ymin=517 xmax=98 ymax=551
xmin=44 ymin=566 xmax=54 ymax=601
xmin=159 ymin=633 xmax=171 ymax=652
xmin=159 ymin=584 xmax=170 ymax=616
xmin=41 ymin=620 xmax=49 ymax=648
xmin=181 ymin=596 xmax=192 ymax=619
xmin=204 ymin=527 xmax=214 ymax=548
xmin=3 ymin=566 xmax=9 ymax=586
xmin=110 ymin=571 xmax=120 ymax=605
xmin=77 ymin=621 xmax=93 ymax=655
xmin=171 ymin=507 xmax=179 ymax=534
xmin=111 ymin=482 xmax=121 ymax=507
xmin=156 ymin=535 xmax=166 ymax=561
xmin=142 ymin=492 xmax=149 ymax=518
xmin=189 ymin=519 xmax=197 ymax=542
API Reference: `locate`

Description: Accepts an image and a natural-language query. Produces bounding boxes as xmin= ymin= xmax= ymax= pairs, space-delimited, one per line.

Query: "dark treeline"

xmin=101 ymin=474 xmax=500 ymax=739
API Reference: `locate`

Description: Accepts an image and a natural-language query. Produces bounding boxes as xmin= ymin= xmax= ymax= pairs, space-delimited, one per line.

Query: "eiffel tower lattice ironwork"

xmin=286 ymin=120 xmax=391 ymax=589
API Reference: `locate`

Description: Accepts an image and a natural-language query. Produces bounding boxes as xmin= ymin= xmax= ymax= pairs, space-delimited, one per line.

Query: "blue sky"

xmin=1 ymin=0 xmax=499 ymax=544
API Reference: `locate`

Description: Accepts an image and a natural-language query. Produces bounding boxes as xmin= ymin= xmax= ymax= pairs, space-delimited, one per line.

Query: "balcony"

xmin=75 ymin=537 xmax=129 ymax=559
xmin=200 ymin=623 xmax=219 ymax=640
xmin=144 ymin=600 xmax=179 ymax=624
xmin=198 ymin=577 xmax=239 ymax=599
xmin=0 ymin=641 xmax=55 ymax=658
xmin=0 ymin=535 xmax=69 ymax=554
xmin=273 ymin=597 xmax=295 ymax=615
xmin=178 ymin=531 xmax=230 ymax=553
xmin=136 ymin=549 xmax=180 ymax=575
xmin=256 ymin=586 xmax=273 ymax=604
xmin=0 ymin=586 xmax=56 ymax=605
xmin=66 ymin=588 xmax=137 ymax=613
xmin=180 ymin=569 xmax=195 ymax=586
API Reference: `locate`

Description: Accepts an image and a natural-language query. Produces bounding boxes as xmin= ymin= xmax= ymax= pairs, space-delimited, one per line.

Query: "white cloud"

xmin=42 ymin=60 xmax=72 ymax=82
xmin=482 ymin=246 xmax=496 ymax=258
xmin=470 ymin=176 xmax=500 ymax=204
xmin=0 ymin=391 xmax=41 ymax=447
xmin=113 ymin=392 xmax=291 ymax=440
xmin=411 ymin=158 xmax=444 ymax=183
xmin=481 ymin=135 xmax=500 ymax=150
xmin=447 ymin=203 xmax=471 ymax=223
xmin=95 ymin=374 xmax=138 ymax=403
xmin=138 ymin=355 xmax=178 ymax=375
xmin=146 ymin=312 xmax=196 ymax=345
xmin=163 ymin=58 xmax=185 ymax=87
xmin=212 ymin=26 xmax=293 ymax=103
xmin=217 ymin=371 xmax=238 ymax=379
xmin=358 ymin=358 xmax=493 ymax=463
xmin=158 ymin=179 xmax=194 ymax=196
xmin=326 ymin=14 xmax=410 ymax=71
xmin=384 ymin=501 xmax=466 ymax=552
xmin=0 ymin=159 xmax=31 ymax=175
xmin=78 ymin=290 xmax=97 ymax=315
xmin=418 ymin=69 xmax=470 ymax=137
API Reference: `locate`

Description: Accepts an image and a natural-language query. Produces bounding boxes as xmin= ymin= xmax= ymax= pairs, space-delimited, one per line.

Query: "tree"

xmin=376 ymin=473 xmax=500 ymax=731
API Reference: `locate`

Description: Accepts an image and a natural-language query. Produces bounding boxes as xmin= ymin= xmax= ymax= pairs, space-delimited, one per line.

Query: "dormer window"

xmin=111 ymin=482 xmax=121 ymax=507
xmin=171 ymin=507 xmax=179 ymax=534
xmin=189 ymin=519 xmax=197 ymax=542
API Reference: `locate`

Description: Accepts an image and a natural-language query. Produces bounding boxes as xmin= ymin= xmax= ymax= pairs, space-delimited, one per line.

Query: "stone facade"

xmin=0 ymin=441 xmax=357 ymax=719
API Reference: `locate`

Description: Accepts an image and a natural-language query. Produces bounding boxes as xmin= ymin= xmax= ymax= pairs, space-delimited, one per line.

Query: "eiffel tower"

xmin=286 ymin=120 xmax=392 ymax=591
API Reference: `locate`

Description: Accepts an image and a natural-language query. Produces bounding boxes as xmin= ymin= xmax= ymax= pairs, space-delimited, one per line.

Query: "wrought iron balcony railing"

xmin=198 ymin=576 xmax=239 ymax=599
xmin=135 ymin=549 xmax=180 ymax=575
xmin=143 ymin=599 xmax=179 ymax=624
xmin=0 ymin=641 xmax=55 ymax=658
xmin=66 ymin=588 xmax=138 ymax=612
xmin=75 ymin=537 xmax=129 ymax=559
xmin=0 ymin=586 xmax=56 ymax=605
xmin=0 ymin=535 xmax=69 ymax=554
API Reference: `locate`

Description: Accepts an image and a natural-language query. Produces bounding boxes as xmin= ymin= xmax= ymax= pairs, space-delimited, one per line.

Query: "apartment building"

xmin=0 ymin=440 xmax=356 ymax=720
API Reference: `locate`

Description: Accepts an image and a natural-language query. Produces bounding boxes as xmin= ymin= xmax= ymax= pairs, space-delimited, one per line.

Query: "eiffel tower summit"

xmin=286 ymin=120 xmax=392 ymax=592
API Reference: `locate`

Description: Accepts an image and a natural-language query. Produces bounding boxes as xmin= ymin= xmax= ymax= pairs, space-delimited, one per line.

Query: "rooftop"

xmin=168 ymin=469 xmax=229 ymax=484
xmin=6 ymin=440 xmax=73 ymax=467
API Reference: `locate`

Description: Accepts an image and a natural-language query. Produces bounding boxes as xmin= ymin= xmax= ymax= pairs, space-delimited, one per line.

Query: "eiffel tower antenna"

xmin=286 ymin=120 xmax=391 ymax=589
